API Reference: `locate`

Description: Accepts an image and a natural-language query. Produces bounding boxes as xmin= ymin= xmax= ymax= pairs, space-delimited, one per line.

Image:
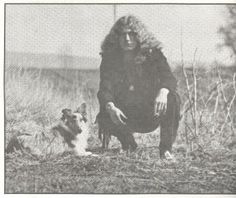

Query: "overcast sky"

xmin=6 ymin=4 xmax=234 ymax=67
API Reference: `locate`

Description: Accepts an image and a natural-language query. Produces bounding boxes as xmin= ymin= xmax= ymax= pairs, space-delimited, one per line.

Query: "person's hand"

xmin=154 ymin=88 xmax=169 ymax=116
xmin=106 ymin=102 xmax=127 ymax=125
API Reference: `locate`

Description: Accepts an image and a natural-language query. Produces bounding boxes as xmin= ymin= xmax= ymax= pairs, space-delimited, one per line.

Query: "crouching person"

xmin=96 ymin=15 xmax=181 ymax=160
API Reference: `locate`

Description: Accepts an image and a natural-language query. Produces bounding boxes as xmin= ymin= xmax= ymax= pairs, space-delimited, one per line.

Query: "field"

xmin=5 ymin=62 xmax=236 ymax=193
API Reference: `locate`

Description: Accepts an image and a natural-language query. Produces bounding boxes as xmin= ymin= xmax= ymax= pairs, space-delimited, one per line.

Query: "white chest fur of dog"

xmin=70 ymin=113 xmax=91 ymax=156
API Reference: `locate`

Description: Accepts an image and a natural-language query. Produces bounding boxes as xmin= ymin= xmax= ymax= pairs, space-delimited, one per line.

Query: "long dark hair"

xmin=101 ymin=15 xmax=162 ymax=62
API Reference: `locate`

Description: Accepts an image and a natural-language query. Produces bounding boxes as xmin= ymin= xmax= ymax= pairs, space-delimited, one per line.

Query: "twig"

xmin=180 ymin=98 xmax=194 ymax=120
xmin=185 ymin=122 xmax=195 ymax=137
xmin=204 ymin=82 xmax=221 ymax=107
xmin=183 ymin=112 xmax=189 ymax=147
xmin=217 ymin=66 xmax=235 ymax=135
xmin=211 ymin=83 xmax=220 ymax=134
xmin=220 ymin=73 xmax=236 ymax=135
xmin=192 ymin=48 xmax=198 ymax=137
xmin=180 ymin=28 xmax=195 ymax=134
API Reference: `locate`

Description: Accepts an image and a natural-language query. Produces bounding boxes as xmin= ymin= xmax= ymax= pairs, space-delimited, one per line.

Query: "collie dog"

xmin=52 ymin=103 xmax=92 ymax=156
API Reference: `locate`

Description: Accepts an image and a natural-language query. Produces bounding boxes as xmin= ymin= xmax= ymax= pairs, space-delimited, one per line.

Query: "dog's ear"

xmin=77 ymin=103 xmax=87 ymax=114
xmin=61 ymin=108 xmax=72 ymax=121
xmin=62 ymin=108 xmax=72 ymax=115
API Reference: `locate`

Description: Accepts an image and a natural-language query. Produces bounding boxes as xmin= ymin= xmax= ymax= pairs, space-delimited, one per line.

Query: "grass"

xmin=5 ymin=146 xmax=236 ymax=193
xmin=5 ymin=64 xmax=236 ymax=193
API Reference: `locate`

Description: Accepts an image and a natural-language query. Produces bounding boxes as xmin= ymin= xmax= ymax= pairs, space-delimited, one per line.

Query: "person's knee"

xmin=160 ymin=92 xmax=181 ymax=126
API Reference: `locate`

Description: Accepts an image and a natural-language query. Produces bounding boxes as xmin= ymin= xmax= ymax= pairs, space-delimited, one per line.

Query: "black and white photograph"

xmin=3 ymin=1 xmax=236 ymax=194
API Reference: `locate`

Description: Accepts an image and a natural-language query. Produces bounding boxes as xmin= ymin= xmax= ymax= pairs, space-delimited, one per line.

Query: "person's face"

xmin=119 ymin=28 xmax=138 ymax=51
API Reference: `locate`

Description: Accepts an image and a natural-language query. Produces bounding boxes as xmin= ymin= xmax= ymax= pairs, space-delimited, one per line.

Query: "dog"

xmin=52 ymin=103 xmax=92 ymax=156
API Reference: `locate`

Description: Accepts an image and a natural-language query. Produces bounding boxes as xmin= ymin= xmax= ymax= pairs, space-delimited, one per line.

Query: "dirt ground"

xmin=5 ymin=144 xmax=236 ymax=194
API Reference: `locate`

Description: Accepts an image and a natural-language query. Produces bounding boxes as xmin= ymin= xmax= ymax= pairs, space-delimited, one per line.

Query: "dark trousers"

xmin=98 ymin=92 xmax=181 ymax=154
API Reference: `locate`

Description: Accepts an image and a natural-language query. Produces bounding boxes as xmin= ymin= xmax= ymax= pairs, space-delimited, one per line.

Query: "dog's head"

xmin=61 ymin=103 xmax=88 ymax=135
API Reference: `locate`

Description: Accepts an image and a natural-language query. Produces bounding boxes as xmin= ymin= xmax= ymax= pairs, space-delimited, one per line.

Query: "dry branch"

xmin=220 ymin=73 xmax=236 ymax=136
xmin=216 ymin=67 xmax=235 ymax=135
xmin=211 ymin=83 xmax=220 ymax=134
xmin=192 ymin=48 xmax=198 ymax=137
